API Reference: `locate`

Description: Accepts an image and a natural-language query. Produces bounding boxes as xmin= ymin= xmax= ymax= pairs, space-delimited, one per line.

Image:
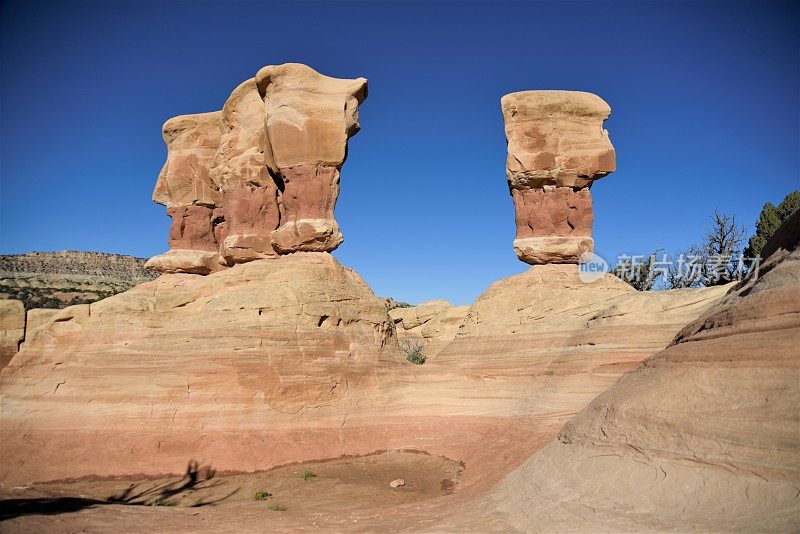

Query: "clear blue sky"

xmin=1 ymin=1 xmax=798 ymax=305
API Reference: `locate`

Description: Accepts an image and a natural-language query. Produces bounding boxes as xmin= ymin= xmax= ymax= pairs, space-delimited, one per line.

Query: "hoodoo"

xmin=146 ymin=64 xmax=367 ymax=274
xmin=501 ymin=91 xmax=615 ymax=264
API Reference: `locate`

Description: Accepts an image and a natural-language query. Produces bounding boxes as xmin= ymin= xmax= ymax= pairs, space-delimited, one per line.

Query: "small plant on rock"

xmin=299 ymin=468 xmax=317 ymax=481
xmin=401 ymin=338 xmax=426 ymax=365
xmin=152 ymin=495 xmax=177 ymax=507
xmin=252 ymin=489 xmax=272 ymax=501
xmin=267 ymin=502 xmax=288 ymax=512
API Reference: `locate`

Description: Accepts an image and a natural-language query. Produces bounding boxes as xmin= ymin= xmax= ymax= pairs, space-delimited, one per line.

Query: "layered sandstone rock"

xmin=256 ymin=64 xmax=367 ymax=253
xmin=1 ymin=253 xmax=400 ymax=484
xmin=449 ymin=212 xmax=800 ymax=532
xmin=0 ymin=299 xmax=25 ymax=369
xmin=216 ymin=79 xmax=281 ymax=264
xmin=23 ymin=308 xmax=59 ymax=345
xmin=147 ymin=64 xmax=367 ymax=273
xmin=397 ymin=267 xmax=731 ymax=429
xmin=502 ymin=91 xmax=615 ymax=264
xmin=0 ymin=255 xmax=729 ymax=488
xmin=389 ymin=300 xmax=469 ymax=359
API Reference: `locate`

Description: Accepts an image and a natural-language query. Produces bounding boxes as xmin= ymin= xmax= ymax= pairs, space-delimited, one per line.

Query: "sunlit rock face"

xmin=147 ymin=64 xmax=368 ymax=273
xmin=0 ymin=299 xmax=25 ymax=370
xmin=443 ymin=211 xmax=800 ymax=533
xmin=501 ymin=90 xmax=615 ymax=264
xmin=256 ymin=63 xmax=367 ymax=253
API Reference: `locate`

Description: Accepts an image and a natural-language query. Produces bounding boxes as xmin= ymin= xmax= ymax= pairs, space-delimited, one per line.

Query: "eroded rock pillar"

xmin=147 ymin=113 xmax=228 ymax=275
xmin=147 ymin=64 xmax=367 ymax=273
xmin=501 ymin=91 xmax=615 ymax=264
xmin=256 ymin=63 xmax=367 ymax=253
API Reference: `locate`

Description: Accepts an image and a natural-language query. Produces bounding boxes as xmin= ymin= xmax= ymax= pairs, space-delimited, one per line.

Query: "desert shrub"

xmin=299 ymin=468 xmax=316 ymax=481
xmin=252 ymin=489 xmax=272 ymax=501
xmin=612 ymin=250 xmax=663 ymax=291
xmin=152 ymin=495 xmax=177 ymax=506
xmin=401 ymin=338 xmax=426 ymax=365
xmin=267 ymin=502 xmax=288 ymax=511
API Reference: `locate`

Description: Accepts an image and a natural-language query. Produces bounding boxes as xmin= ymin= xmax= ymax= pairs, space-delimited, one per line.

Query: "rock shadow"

xmin=0 ymin=460 xmax=238 ymax=521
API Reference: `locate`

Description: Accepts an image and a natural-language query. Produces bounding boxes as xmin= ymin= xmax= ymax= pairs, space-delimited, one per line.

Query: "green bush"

xmin=267 ymin=502 xmax=288 ymax=512
xmin=745 ymin=191 xmax=800 ymax=258
xmin=299 ymin=468 xmax=317 ymax=481
xmin=401 ymin=338 xmax=426 ymax=365
xmin=252 ymin=489 xmax=272 ymax=501
xmin=152 ymin=495 xmax=177 ymax=506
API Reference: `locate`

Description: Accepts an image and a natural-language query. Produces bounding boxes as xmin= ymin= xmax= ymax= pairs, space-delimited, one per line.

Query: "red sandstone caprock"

xmin=501 ymin=90 xmax=616 ymax=264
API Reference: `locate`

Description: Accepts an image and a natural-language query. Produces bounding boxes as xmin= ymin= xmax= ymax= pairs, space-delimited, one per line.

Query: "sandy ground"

xmin=0 ymin=450 xmax=486 ymax=533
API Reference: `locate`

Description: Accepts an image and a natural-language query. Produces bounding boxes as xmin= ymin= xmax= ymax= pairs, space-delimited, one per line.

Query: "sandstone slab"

xmin=145 ymin=249 xmax=227 ymax=275
xmin=502 ymin=90 xmax=615 ymax=190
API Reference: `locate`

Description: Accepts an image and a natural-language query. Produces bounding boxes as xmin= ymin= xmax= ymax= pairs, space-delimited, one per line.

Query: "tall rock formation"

xmin=502 ymin=91 xmax=615 ymax=264
xmin=147 ymin=64 xmax=367 ymax=274
xmin=256 ymin=64 xmax=367 ymax=253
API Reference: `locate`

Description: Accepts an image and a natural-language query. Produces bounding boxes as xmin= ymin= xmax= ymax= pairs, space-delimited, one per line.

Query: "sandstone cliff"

xmin=0 ymin=256 xmax=730 ymax=487
xmin=0 ymin=299 xmax=24 ymax=369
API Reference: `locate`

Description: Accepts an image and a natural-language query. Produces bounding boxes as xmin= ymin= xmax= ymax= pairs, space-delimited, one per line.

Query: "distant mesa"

xmin=147 ymin=63 xmax=367 ymax=274
xmin=501 ymin=90 xmax=615 ymax=264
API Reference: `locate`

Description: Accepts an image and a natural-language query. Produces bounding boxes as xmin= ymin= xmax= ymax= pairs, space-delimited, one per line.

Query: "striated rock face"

xmin=0 ymin=255 xmax=730 ymax=488
xmin=1 ymin=253 xmax=399 ymax=484
xmin=450 ymin=212 xmax=800 ymax=532
xmin=147 ymin=64 xmax=367 ymax=273
xmin=0 ymin=299 xmax=25 ymax=369
xmin=389 ymin=300 xmax=469 ymax=359
xmin=402 ymin=266 xmax=732 ymax=428
xmin=502 ymin=91 xmax=615 ymax=264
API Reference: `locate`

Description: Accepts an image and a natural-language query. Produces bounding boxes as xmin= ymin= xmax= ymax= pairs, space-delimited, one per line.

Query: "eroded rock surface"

xmin=390 ymin=300 xmax=469 ymax=359
xmin=0 ymin=299 xmax=24 ymax=369
xmin=1 ymin=253 xmax=398 ymax=483
xmin=448 ymin=212 xmax=800 ymax=532
xmin=256 ymin=64 xmax=367 ymax=253
xmin=0 ymin=256 xmax=729 ymax=488
xmin=147 ymin=64 xmax=367 ymax=273
xmin=502 ymin=90 xmax=615 ymax=264
xmin=399 ymin=266 xmax=731 ymax=429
